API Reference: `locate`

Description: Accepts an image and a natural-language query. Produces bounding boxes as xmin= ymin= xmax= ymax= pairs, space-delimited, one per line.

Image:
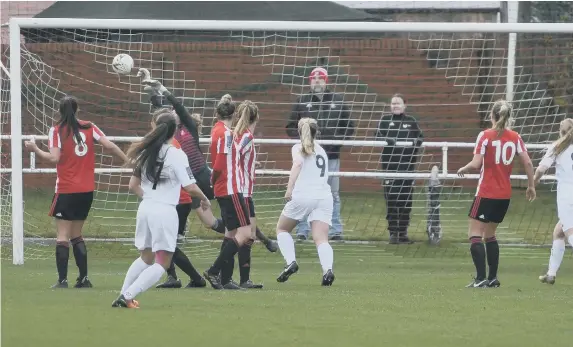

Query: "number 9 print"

xmin=315 ymin=154 xmax=326 ymax=177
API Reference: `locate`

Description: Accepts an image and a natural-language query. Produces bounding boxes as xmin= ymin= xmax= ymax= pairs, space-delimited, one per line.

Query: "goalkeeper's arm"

xmin=163 ymin=91 xmax=200 ymax=142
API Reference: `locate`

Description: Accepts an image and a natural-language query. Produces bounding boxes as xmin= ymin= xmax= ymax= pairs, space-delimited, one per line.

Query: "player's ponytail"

xmin=127 ymin=111 xmax=177 ymax=182
xmin=216 ymin=94 xmax=235 ymax=120
xmin=552 ymin=118 xmax=573 ymax=157
xmin=233 ymin=100 xmax=259 ymax=138
xmin=298 ymin=117 xmax=318 ymax=156
xmin=57 ymin=95 xmax=91 ymax=145
xmin=491 ymin=99 xmax=513 ymax=136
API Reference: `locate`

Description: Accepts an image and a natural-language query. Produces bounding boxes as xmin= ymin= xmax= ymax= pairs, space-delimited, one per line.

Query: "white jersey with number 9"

xmin=291 ymin=143 xmax=331 ymax=200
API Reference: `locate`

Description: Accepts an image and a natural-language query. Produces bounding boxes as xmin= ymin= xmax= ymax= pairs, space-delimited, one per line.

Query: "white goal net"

xmin=2 ymin=19 xmax=572 ymax=262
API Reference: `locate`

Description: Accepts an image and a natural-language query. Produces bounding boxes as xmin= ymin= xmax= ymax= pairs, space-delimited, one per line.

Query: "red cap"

xmin=309 ymin=67 xmax=328 ymax=84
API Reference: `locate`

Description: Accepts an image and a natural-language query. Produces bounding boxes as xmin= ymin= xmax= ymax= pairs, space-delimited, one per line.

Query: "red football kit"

xmin=235 ymin=129 xmax=256 ymax=197
xmin=210 ymin=121 xmax=242 ymax=197
xmin=473 ymin=128 xmax=526 ymax=199
xmin=49 ymin=121 xmax=104 ymax=194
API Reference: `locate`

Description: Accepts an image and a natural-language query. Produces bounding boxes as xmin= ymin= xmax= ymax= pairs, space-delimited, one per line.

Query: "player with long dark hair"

xmin=275 ymin=118 xmax=336 ymax=286
xmin=24 ymin=95 xmax=127 ymax=288
xmin=457 ymin=99 xmax=536 ymax=288
xmin=112 ymin=112 xmax=210 ymax=308
xmin=534 ymin=118 xmax=573 ymax=285
xmin=138 ymin=69 xmax=277 ymax=289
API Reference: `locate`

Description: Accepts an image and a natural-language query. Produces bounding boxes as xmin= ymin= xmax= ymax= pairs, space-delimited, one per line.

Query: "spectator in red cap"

xmin=286 ymin=66 xmax=355 ymax=241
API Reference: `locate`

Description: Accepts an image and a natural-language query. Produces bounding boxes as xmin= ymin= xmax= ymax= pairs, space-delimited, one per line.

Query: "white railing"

xmin=8 ymin=18 xmax=571 ymax=266
xmin=0 ymin=134 xmax=555 ymax=181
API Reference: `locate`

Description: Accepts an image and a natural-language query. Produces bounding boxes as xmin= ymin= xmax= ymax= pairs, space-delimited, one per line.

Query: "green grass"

xmin=2 ymin=244 xmax=572 ymax=347
xmin=20 ymin=186 xmax=559 ymax=244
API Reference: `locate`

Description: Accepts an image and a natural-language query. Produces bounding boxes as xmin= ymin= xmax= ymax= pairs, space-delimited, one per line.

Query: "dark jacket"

xmin=286 ymin=90 xmax=354 ymax=160
xmin=376 ymin=113 xmax=423 ymax=172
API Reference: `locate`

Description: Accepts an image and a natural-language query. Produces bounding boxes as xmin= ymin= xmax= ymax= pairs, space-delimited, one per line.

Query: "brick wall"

xmin=3 ymin=38 xmax=482 ymax=191
xmin=0 ymin=1 xmax=56 ymax=43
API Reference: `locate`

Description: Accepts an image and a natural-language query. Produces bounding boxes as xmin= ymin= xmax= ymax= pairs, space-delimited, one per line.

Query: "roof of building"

xmin=34 ymin=1 xmax=376 ymax=21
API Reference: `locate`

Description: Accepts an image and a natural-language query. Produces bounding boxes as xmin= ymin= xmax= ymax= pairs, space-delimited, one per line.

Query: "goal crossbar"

xmin=7 ymin=18 xmax=572 ymax=265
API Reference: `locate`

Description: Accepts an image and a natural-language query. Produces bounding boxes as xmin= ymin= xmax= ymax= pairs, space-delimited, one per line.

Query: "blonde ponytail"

xmin=298 ymin=118 xmax=318 ymax=156
xmin=233 ymin=100 xmax=259 ymax=138
xmin=552 ymin=118 xmax=573 ymax=157
xmin=491 ymin=99 xmax=513 ymax=136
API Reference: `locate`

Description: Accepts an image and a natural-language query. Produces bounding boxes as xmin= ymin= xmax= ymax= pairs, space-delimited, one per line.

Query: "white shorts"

xmin=134 ymin=200 xmax=178 ymax=252
xmin=282 ymin=195 xmax=333 ymax=226
xmin=557 ymin=191 xmax=573 ymax=231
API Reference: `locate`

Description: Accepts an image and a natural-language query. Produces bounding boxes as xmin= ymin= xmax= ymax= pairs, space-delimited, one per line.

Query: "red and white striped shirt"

xmin=236 ymin=130 xmax=256 ymax=197
xmin=49 ymin=121 xmax=104 ymax=194
xmin=210 ymin=121 xmax=242 ymax=197
xmin=473 ymin=128 xmax=526 ymax=199
xmin=172 ymin=138 xmax=192 ymax=205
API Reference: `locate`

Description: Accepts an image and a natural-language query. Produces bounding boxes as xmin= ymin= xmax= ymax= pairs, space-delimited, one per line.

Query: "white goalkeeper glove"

xmin=137 ymin=68 xmax=168 ymax=95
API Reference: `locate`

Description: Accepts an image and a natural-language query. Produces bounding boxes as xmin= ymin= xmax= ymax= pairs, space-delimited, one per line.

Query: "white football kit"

xmin=134 ymin=144 xmax=196 ymax=252
xmin=282 ymin=143 xmax=333 ymax=226
xmin=539 ymin=143 xmax=573 ymax=231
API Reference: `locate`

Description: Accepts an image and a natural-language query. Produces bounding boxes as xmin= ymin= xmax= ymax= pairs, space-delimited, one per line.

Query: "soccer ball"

xmin=111 ymin=54 xmax=134 ymax=75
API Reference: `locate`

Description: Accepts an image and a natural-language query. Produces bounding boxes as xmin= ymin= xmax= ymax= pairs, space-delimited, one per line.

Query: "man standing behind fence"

xmin=286 ymin=67 xmax=355 ymax=241
xmin=376 ymin=94 xmax=423 ymax=244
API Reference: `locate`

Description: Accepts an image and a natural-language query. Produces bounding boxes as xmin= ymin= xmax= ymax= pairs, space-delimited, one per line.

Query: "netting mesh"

xmin=2 ymin=26 xmax=571 ymax=260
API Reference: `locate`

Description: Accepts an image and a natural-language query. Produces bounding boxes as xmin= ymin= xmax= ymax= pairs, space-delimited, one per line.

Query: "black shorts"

xmin=190 ymin=165 xmax=215 ymax=210
xmin=244 ymin=196 xmax=255 ymax=218
xmin=49 ymin=192 xmax=94 ymax=221
xmin=216 ymin=193 xmax=250 ymax=231
xmin=468 ymin=197 xmax=510 ymax=224
xmin=176 ymin=203 xmax=193 ymax=235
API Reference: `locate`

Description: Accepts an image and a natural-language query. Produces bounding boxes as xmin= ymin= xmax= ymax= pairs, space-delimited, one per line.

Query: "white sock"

xmin=277 ymin=232 xmax=296 ymax=264
xmin=123 ymin=263 xmax=165 ymax=300
xmin=316 ymin=242 xmax=334 ymax=275
xmin=121 ymin=257 xmax=151 ymax=294
xmin=547 ymin=239 xmax=566 ymax=276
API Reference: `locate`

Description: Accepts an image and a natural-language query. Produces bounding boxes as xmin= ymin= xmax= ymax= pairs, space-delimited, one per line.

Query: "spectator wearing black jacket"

xmin=376 ymin=94 xmax=423 ymax=244
xmin=286 ymin=67 xmax=355 ymax=240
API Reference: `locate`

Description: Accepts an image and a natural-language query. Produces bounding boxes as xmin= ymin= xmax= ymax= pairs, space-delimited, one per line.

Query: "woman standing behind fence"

xmin=24 ymin=95 xmax=127 ymax=289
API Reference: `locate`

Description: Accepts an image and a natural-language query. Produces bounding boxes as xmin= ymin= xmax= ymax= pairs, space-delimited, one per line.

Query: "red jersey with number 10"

xmin=210 ymin=121 xmax=242 ymax=197
xmin=235 ymin=130 xmax=256 ymax=197
xmin=49 ymin=121 xmax=104 ymax=194
xmin=473 ymin=128 xmax=526 ymax=199
xmin=172 ymin=139 xmax=192 ymax=204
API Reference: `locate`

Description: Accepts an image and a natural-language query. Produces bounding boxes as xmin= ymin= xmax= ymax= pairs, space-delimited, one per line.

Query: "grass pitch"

xmin=2 ymin=244 xmax=572 ymax=347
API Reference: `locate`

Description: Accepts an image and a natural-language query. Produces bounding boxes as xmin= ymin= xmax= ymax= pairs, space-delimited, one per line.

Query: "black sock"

xmin=255 ymin=227 xmax=270 ymax=245
xmin=238 ymin=239 xmax=254 ymax=283
xmin=209 ymin=237 xmax=239 ymax=275
xmin=220 ymin=255 xmax=235 ymax=285
xmin=211 ymin=218 xmax=226 ymax=234
xmin=55 ymin=241 xmax=69 ymax=282
xmin=485 ymin=236 xmax=499 ymax=280
xmin=173 ymin=247 xmax=202 ymax=282
xmin=71 ymin=236 xmax=87 ymax=279
xmin=166 ymin=259 xmax=177 ymax=279
xmin=469 ymin=236 xmax=486 ymax=280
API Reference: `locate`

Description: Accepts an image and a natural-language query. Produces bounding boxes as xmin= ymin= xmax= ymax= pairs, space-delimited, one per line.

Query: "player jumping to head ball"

xmin=458 ymin=99 xmax=536 ymax=288
xmin=534 ymin=118 xmax=573 ymax=285
xmin=25 ymin=95 xmax=127 ymax=289
xmin=276 ymin=118 xmax=335 ymax=286
xmin=112 ymin=111 xmax=210 ymax=308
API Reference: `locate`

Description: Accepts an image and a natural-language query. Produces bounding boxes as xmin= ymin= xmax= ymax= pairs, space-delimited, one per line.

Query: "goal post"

xmin=4 ymin=18 xmax=573 ymax=264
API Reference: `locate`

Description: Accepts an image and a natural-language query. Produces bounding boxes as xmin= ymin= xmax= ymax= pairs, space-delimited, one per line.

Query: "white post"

xmin=506 ymin=2 xmax=519 ymax=103
xmin=10 ymin=20 xmax=24 ymax=265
